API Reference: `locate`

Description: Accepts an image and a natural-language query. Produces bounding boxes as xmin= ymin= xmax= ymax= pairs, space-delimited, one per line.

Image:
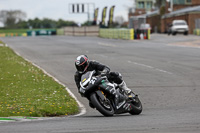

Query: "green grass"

xmin=0 ymin=29 xmax=27 ymax=34
xmin=0 ymin=118 xmax=15 ymax=121
xmin=0 ymin=41 xmax=79 ymax=117
xmin=0 ymin=29 xmax=56 ymax=34
xmin=0 ymin=40 xmax=5 ymax=46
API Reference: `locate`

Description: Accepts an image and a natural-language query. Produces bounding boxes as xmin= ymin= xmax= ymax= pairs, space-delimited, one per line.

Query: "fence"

xmin=0 ymin=29 xmax=56 ymax=37
xmin=62 ymin=26 xmax=99 ymax=36
xmin=27 ymin=29 xmax=56 ymax=36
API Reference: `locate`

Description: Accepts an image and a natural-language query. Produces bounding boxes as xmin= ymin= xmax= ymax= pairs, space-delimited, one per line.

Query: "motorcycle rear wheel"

xmin=90 ymin=93 xmax=114 ymax=117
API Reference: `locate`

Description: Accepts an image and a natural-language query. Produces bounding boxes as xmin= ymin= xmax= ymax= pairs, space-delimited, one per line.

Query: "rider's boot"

xmin=119 ymin=81 xmax=132 ymax=97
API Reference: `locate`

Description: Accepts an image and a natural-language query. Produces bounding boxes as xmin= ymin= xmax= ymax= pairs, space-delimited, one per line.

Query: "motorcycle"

xmin=79 ymin=70 xmax=142 ymax=116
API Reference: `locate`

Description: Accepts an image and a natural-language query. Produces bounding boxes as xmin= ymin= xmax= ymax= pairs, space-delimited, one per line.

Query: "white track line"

xmin=128 ymin=61 xmax=173 ymax=75
xmin=13 ymin=48 xmax=86 ymax=117
xmin=98 ymin=42 xmax=116 ymax=47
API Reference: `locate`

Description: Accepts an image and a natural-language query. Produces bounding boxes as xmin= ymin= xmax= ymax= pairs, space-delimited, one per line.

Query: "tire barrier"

xmin=99 ymin=29 xmax=134 ymax=40
xmin=193 ymin=29 xmax=200 ymax=36
xmin=0 ymin=28 xmax=151 ymax=39
xmin=0 ymin=33 xmax=27 ymax=37
xmin=99 ymin=28 xmax=150 ymax=40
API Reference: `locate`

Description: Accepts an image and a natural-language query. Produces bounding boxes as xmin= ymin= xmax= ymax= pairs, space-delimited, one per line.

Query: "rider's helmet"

xmin=75 ymin=55 xmax=89 ymax=74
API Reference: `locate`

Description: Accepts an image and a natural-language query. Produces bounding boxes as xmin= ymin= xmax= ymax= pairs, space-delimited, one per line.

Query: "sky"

xmin=0 ymin=0 xmax=134 ymax=26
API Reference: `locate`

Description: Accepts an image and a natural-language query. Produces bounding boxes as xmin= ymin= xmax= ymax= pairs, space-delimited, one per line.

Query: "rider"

xmin=74 ymin=55 xmax=132 ymax=96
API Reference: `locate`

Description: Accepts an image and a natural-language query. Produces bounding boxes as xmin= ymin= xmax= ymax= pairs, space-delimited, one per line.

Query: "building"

xmin=165 ymin=0 xmax=200 ymax=13
xmin=161 ymin=5 xmax=200 ymax=34
xmin=136 ymin=0 xmax=155 ymax=11
xmin=129 ymin=0 xmax=200 ymax=34
xmin=132 ymin=0 xmax=155 ymax=16
xmin=162 ymin=0 xmax=200 ymax=33
xmin=128 ymin=0 xmax=156 ymax=29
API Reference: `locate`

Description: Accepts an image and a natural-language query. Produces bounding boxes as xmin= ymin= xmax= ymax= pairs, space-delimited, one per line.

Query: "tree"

xmin=81 ymin=21 xmax=93 ymax=26
xmin=41 ymin=18 xmax=56 ymax=28
xmin=30 ymin=18 xmax=42 ymax=28
xmin=0 ymin=10 xmax=26 ymax=28
xmin=0 ymin=10 xmax=78 ymax=29
xmin=56 ymin=19 xmax=77 ymax=28
xmin=15 ymin=20 xmax=29 ymax=29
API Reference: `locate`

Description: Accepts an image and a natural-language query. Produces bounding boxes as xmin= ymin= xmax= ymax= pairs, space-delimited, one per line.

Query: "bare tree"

xmin=0 ymin=10 xmax=26 ymax=28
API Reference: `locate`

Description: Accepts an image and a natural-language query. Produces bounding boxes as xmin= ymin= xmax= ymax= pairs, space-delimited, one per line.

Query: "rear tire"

xmin=90 ymin=93 xmax=114 ymax=117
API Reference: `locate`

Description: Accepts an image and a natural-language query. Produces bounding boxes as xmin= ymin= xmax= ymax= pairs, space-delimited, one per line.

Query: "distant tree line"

xmin=22 ymin=18 xmax=77 ymax=29
xmin=0 ymin=10 xmax=77 ymax=29
xmin=0 ymin=10 xmax=127 ymax=29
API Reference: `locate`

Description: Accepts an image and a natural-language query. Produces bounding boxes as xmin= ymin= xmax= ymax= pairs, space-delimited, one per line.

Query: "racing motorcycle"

xmin=79 ymin=70 xmax=142 ymax=116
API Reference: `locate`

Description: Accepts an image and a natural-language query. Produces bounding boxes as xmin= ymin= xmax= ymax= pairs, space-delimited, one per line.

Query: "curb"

xmin=0 ymin=117 xmax=37 ymax=122
xmin=0 ymin=118 xmax=16 ymax=121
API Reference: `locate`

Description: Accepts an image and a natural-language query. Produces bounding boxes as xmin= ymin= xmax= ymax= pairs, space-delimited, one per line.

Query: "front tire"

xmin=129 ymin=95 xmax=142 ymax=115
xmin=90 ymin=93 xmax=114 ymax=117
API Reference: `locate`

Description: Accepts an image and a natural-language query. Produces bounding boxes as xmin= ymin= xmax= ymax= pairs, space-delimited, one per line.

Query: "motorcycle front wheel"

xmin=90 ymin=92 xmax=114 ymax=117
xmin=129 ymin=94 xmax=142 ymax=115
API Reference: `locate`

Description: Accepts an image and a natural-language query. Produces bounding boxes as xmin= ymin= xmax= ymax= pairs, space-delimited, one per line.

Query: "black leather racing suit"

xmin=74 ymin=60 xmax=123 ymax=91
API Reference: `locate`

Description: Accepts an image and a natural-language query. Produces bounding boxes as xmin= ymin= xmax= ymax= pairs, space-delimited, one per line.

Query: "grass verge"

xmin=0 ymin=40 xmax=79 ymax=117
xmin=0 ymin=29 xmax=56 ymax=33
xmin=0 ymin=29 xmax=27 ymax=34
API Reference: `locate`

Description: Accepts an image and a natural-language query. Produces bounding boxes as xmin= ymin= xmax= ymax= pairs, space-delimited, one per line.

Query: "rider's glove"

xmin=101 ymin=72 xmax=107 ymax=77
xmin=101 ymin=68 xmax=109 ymax=77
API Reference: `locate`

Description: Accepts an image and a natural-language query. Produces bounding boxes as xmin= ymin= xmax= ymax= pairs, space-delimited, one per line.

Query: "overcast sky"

xmin=0 ymin=0 xmax=134 ymax=26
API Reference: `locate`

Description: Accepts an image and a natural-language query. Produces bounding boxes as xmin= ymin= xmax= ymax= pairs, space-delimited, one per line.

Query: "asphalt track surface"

xmin=1 ymin=34 xmax=200 ymax=133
